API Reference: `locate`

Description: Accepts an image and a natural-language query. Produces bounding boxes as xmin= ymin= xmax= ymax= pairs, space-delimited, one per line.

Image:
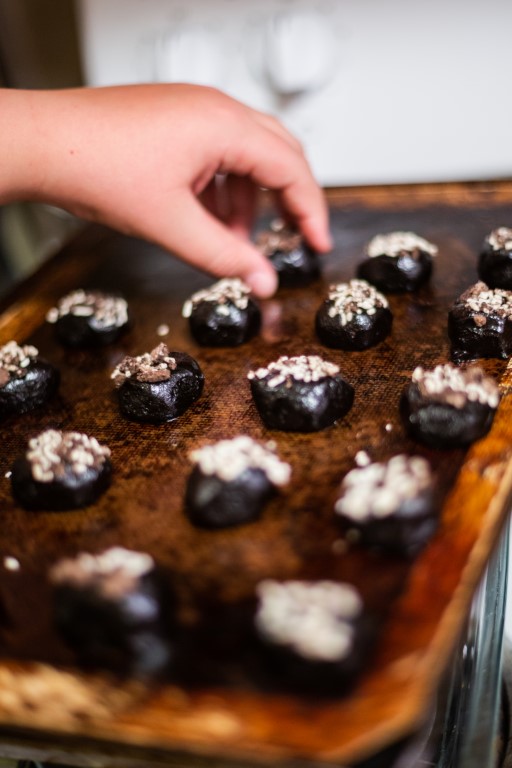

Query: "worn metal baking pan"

xmin=0 ymin=183 xmax=511 ymax=766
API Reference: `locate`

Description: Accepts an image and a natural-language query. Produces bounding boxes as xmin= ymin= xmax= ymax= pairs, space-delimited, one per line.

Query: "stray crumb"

xmin=385 ymin=423 xmax=393 ymax=432
xmin=345 ymin=529 xmax=361 ymax=544
xmin=156 ymin=324 xmax=169 ymax=337
xmin=331 ymin=539 xmax=348 ymax=555
xmin=3 ymin=556 xmax=20 ymax=572
xmin=355 ymin=450 xmax=371 ymax=467
xmin=4 ymin=471 xmax=11 ymax=479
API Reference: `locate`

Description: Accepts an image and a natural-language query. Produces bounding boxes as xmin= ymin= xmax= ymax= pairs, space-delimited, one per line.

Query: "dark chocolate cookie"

xmin=248 ymin=354 xmax=354 ymax=432
xmin=185 ymin=436 xmax=290 ymax=528
xmin=256 ymin=219 xmax=320 ymax=287
xmin=478 ymin=227 xmax=512 ymax=289
xmin=46 ymin=289 xmax=129 ymax=347
xmin=334 ymin=455 xmax=438 ymax=558
xmin=448 ymin=281 xmax=512 ymax=362
xmin=182 ymin=278 xmax=260 ymax=347
xmin=11 ymin=429 xmax=112 ymax=511
xmin=400 ymin=363 xmax=500 ymax=448
xmin=315 ymin=279 xmax=392 ymax=350
xmin=254 ymin=579 xmax=371 ymax=694
xmin=357 ymin=231 xmax=437 ymax=293
xmin=112 ymin=343 xmax=204 ymax=423
xmin=50 ymin=547 xmax=172 ymax=677
xmin=0 ymin=341 xmax=59 ymax=419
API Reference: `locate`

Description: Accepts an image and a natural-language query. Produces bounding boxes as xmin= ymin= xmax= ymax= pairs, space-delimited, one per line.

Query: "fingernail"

xmin=247 ymin=270 xmax=278 ymax=298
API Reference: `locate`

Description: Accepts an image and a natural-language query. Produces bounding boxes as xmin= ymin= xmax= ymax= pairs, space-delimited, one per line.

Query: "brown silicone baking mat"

xmin=0 ymin=184 xmax=512 ymax=766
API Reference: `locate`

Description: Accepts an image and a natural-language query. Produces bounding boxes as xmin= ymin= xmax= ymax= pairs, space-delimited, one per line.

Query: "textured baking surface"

xmin=0 ymin=184 xmax=512 ymax=765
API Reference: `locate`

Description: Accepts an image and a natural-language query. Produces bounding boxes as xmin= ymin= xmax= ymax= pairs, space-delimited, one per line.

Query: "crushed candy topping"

xmin=0 ymin=341 xmax=38 ymax=388
xmin=256 ymin=218 xmax=303 ymax=257
xmin=182 ymin=278 xmax=251 ymax=318
xmin=248 ymin=354 xmax=339 ymax=388
xmin=190 ymin=435 xmax=291 ymax=486
xmin=457 ymin=281 xmax=512 ymax=321
xmin=486 ymin=227 xmax=512 ymax=252
xmin=49 ymin=547 xmax=154 ymax=600
xmin=111 ymin=343 xmax=177 ymax=387
xmin=26 ymin=429 xmax=110 ymax=484
xmin=256 ymin=580 xmax=362 ymax=661
xmin=335 ymin=455 xmax=432 ymax=522
xmin=412 ymin=363 xmax=500 ymax=409
xmin=367 ymin=231 xmax=438 ymax=259
xmin=46 ymin=290 xmax=128 ymax=330
xmin=324 ymin=280 xmax=388 ymax=325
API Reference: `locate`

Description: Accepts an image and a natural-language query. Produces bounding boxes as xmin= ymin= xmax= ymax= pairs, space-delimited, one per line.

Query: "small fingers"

xmin=152 ymin=193 xmax=278 ymax=298
xmin=221 ymin=123 xmax=332 ymax=253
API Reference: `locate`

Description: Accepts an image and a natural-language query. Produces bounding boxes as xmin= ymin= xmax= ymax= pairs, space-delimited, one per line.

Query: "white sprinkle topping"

xmin=335 ymin=455 xmax=432 ymax=522
xmin=248 ymin=354 xmax=339 ymax=388
xmin=385 ymin=423 xmax=393 ymax=432
xmin=0 ymin=341 xmax=39 ymax=387
xmin=367 ymin=232 xmax=438 ymax=259
xmin=256 ymin=218 xmax=303 ymax=257
xmin=156 ymin=324 xmax=170 ymax=337
xmin=355 ymin=450 xmax=371 ymax=467
xmin=46 ymin=290 xmax=128 ymax=330
xmin=457 ymin=281 xmax=512 ymax=320
xmin=324 ymin=280 xmax=388 ymax=325
xmin=486 ymin=227 xmax=512 ymax=252
xmin=26 ymin=429 xmax=110 ymax=484
xmin=182 ymin=278 xmax=251 ymax=319
xmin=49 ymin=547 xmax=154 ymax=600
xmin=3 ymin=557 xmax=20 ymax=572
xmin=190 ymin=435 xmax=291 ymax=486
xmin=256 ymin=580 xmax=362 ymax=662
xmin=4 ymin=471 xmax=11 ymax=479
xmin=412 ymin=363 xmax=500 ymax=409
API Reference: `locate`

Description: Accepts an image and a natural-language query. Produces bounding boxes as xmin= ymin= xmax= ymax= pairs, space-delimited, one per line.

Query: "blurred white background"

xmin=78 ymin=0 xmax=512 ymax=186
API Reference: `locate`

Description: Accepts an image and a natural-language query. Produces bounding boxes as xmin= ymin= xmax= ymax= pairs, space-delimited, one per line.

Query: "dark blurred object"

xmin=0 ymin=2 xmax=84 ymax=295
xmin=0 ymin=0 xmax=82 ymax=89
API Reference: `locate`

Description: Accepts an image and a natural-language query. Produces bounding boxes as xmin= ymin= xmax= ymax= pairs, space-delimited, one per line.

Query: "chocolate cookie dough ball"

xmin=50 ymin=547 xmax=172 ymax=677
xmin=256 ymin=219 xmax=320 ymax=287
xmin=11 ymin=429 xmax=112 ymax=511
xmin=0 ymin=341 xmax=59 ymax=419
xmin=448 ymin=281 xmax=512 ymax=362
xmin=182 ymin=278 xmax=260 ymax=347
xmin=401 ymin=363 xmax=500 ymax=448
xmin=478 ymin=227 xmax=512 ymax=289
xmin=112 ymin=343 xmax=204 ymax=424
xmin=254 ymin=579 xmax=370 ymax=694
xmin=357 ymin=231 xmax=437 ymax=293
xmin=185 ymin=436 xmax=291 ymax=529
xmin=248 ymin=354 xmax=354 ymax=433
xmin=315 ymin=279 xmax=392 ymax=351
xmin=334 ymin=455 xmax=438 ymax=557
xmin=46 ymin=289 xmax=129 ymax=347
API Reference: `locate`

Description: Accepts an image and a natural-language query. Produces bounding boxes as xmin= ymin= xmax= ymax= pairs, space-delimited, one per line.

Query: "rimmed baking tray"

xmin=0 ymin=183 xmax=511 ymax=766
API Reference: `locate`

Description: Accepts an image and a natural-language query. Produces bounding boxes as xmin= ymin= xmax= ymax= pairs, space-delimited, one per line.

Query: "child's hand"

xmin=3 ymin=84 xmax=331 ymax=297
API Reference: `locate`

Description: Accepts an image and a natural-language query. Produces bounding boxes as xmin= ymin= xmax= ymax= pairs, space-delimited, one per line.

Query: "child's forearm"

xmin=0 ymin=88 xmax=46 ymax=205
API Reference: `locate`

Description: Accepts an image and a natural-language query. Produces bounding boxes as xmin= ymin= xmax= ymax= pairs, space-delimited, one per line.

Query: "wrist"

xmin=0 ymin=88 xmax=50 ymax=205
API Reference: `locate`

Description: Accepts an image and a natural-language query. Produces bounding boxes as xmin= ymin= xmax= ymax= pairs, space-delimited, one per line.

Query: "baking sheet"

xmin=0 ymin=185 xmax=511 ymax=765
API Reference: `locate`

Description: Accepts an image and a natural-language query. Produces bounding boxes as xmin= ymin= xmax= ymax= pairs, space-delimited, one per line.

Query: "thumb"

xmin=153 ymin=193 xmax=278 ymax=298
